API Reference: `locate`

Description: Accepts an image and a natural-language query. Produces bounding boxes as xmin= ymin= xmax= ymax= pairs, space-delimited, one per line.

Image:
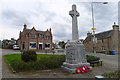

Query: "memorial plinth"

xmin=61 ymin=4 xmax=91 ymax=74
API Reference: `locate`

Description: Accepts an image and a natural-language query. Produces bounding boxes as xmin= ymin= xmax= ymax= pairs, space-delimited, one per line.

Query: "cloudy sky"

xmin=0 ymin=0 xmax=118 ymax=42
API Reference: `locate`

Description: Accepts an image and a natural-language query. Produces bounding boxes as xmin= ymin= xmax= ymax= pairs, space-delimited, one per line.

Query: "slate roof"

xmin=26 ymin=29 xmax=45 ymax=34
xmin=84 ymin=30 xmax=113 ymax=42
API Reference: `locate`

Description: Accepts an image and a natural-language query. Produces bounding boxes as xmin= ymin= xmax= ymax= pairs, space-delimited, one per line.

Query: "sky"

xmin=0 ymin=0 xmax=118 ymax=42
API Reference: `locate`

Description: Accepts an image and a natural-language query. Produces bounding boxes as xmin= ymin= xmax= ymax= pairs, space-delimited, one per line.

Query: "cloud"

xmin=51 ymin=23 xmax=71 ymax=42
xmin=91 ymin=2 xmax=118 ymax=33
xmin=0 ymin=8 xmax=32 ymax=29
xmin=0 ymin=0 xmax=118 ymax=42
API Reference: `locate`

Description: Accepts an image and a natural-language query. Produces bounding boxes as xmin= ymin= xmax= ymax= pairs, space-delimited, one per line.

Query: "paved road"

xmin=2 ymin=48 xmax=20 ymax=55
xmin=1 ymin=48 xmax=119 ymax=78
xmin=86 ymin=53 xmax=118 ymax=70
xmin=0 ymin=48 xmax=2 ymax=79
xmin=1 ymin=48 xmax=65 ymax=55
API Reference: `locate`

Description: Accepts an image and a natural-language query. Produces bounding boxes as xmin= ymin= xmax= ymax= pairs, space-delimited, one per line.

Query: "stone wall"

xmin=84 ymin=41 xmax=93 ymax=53
xmin=84 ymin=24 xmax=120 ymax=54
xmin=111 ymin=25 xmax=119 ymax=54
xmin=84 ymin=38 xmax=112 ymax=54
xmin=118 ymin=32 xmax=120 ymax=54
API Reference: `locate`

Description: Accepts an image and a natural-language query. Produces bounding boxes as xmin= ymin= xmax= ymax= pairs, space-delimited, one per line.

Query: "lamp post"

xmin=91 ymin=2 xmax=108 ymax=56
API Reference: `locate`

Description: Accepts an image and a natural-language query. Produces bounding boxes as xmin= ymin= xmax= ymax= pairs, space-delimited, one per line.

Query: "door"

xmin=22 ymin=43 xmax=25 ymax=50
xmin=39 ymin=44 xmax=42 ymax=50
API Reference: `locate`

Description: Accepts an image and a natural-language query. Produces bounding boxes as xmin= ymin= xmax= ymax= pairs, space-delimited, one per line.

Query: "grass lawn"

xmin=102 ymin=70 xmax=120 ymax=78
xmin=3 ymin=54 xmax=65 ymax=72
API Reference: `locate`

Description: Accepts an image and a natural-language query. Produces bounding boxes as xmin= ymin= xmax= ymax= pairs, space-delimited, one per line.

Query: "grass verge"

xmin=102 ymin=70 xmax=120 ymax=78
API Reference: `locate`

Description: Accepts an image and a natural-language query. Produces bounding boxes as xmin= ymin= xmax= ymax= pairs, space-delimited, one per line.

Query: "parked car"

xmin=13 ymin=45 xmax=20 ymax=50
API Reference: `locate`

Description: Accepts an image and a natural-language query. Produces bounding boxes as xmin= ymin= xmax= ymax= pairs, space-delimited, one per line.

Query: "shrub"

xmin=21 ymin=50 xmax=37 ymax=62
xmin=10 ymin=55 xmax=65 ymax=72
xmin=86 ymin=55 xmax=100 ymax=62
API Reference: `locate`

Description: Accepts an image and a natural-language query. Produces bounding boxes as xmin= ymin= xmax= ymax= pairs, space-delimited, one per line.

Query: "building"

xmin=84 ymin=23 xmax=119 ymax=54
xmin=118 ymin=1 xmax=120 ymax=54
xmin=2 ymin=38 xmax=17 ymax=49
xmin=0 ymin=40 xmax=2 ymax=48
xmin=17 ymin=24 xmax=53 ymax=50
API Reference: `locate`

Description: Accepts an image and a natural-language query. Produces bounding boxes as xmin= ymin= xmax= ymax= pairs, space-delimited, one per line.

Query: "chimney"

xmin=19 ymin=31 xmax=21 ymax=37
xmin=49 ymin=28 xmax=51 ymax=32
xmin=87 ymin=31 xmax=92 ymax=37
xmin=23 ymin=24 xmax=27 ymax=30
xmin=112 ymin=22 xmax=119 ymax=54
xmin=112 ymin=22 xmax=119 ymax=31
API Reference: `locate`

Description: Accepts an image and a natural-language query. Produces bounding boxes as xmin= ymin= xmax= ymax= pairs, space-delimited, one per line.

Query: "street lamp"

xmin=91 ymin=2 xmax=108 ymax=56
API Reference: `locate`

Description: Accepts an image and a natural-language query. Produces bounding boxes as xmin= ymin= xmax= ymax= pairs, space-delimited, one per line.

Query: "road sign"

xmin=92 ymin=28 xmax=96 ymax=30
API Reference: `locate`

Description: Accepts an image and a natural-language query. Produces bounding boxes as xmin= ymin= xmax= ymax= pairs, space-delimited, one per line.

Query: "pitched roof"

xmin=84 ymin=30 xmax=113 ymax=42
xmin=26 ymin=29 xmax=45 ymax=34
xmin=37 ymin=31 xmax=45 ymax=34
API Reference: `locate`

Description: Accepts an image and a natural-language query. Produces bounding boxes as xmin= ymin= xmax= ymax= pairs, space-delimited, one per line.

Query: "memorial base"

xmin=61 ymin=62 xmax=92 ymax=74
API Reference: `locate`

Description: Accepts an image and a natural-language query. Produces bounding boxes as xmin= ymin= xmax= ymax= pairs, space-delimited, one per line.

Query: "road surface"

xmin=86 ymin=53 xmax=118 ymax=70
xmin=0 ymin=48 xmax=2 ymax=79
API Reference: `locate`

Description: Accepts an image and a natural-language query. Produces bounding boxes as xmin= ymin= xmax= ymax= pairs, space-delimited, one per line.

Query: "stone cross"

xmin=61 ymin=4 xmax=91 ymax=74
xmin=69 ymin=4 xmax=79 ymax=40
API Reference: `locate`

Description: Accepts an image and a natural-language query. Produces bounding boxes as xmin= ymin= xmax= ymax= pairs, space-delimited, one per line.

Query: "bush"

xmin=21 ymin=50 xmax=37 ymax=62
xmin=86 ymin=55 xmax=100 ymax=62
xmin=9 ymin=55 xmax=65 ymax=72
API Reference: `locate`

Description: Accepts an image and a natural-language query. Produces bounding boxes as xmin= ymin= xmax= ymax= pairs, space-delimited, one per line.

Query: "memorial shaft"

xmin=69 ymin=4 xmax=79 ymax=40
xmin=72 ymin=15 xmax=79 ymax=40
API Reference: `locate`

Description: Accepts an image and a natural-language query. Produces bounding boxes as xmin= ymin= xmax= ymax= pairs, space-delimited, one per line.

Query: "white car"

xmin=13 ymin=45 xmax=20 ymax=50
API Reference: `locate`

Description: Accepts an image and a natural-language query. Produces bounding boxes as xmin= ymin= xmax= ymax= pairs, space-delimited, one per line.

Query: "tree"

xmin=58 ymin=41 xmax=66 ymax=49
xmin=0 ymin=40 xmax=2 ymax=48
xmin=2 ymin=39 xmax=16 ymax=49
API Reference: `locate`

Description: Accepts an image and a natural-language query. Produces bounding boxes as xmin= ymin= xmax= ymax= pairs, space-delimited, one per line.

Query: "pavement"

xmin=1 ymin=48 xmax=119 ymax=78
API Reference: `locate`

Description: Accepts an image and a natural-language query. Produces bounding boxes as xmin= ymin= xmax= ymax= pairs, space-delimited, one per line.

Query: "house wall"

xmin=84 ymin=24 xmax=119 ymax=54
xmin=84 ymin=41 xmax=93 ymax=53
xmin=118 ymin=32 xmax=120 ymax=54
xmin=18 ymin=25 xmax=53 ymax=50
xmin=111 ymin=25 xmax=119 ymax=54
xmin=84 ymin=37 xmax=112 ymax=54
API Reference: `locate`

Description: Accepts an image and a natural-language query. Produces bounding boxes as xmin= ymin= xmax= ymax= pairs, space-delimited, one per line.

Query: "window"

xmin=101 ymin=39 xmax=104 ymax=43
xmin=44 ymin=36 xmax=47 ymax=39
xmin=45 ymin=43 xmax=50 ymax=48
xmin=29 ymin=42 xmax=36 ymax=49
xmin=39 ymin=35 xmax=42 ymax=39
xmin=29 ymin=34 xmax=37 ymax=38
xmin=101 ymin=46 xmax=105 ymax=50
xmin=48 ymin=36 xmax=51 ymax=40
xmin=42 ymin=35 xmax=44 ymax=39
xmin=44 ymin=36 xmax=51 ymax=40
xmin=46 ymin=36 xmax=49 ymax=39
